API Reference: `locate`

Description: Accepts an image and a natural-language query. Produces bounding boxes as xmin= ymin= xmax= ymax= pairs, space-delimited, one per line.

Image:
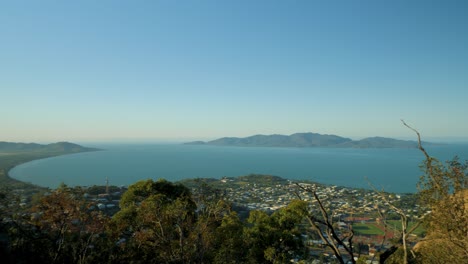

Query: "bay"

xmin=9 ymin=143 xmax=468 ymax=193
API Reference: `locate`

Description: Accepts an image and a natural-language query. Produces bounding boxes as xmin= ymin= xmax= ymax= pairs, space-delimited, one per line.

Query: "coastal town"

xmin=10 ymin=173 xmax=426 ymax=238
xmin=182 ymin=174 xmax=426 ymax=262
xmin=0 ymin=143 xmax=427 ymax=263
xmin=74 ymin=174 xmax=425 ymax=263
xmin=180 ymin=174 xmax=425 ymax=222
xmin=0 ymin=169 xmax=440 ymax=264
xmin=0 ymin=141 xmax=431 ymax=258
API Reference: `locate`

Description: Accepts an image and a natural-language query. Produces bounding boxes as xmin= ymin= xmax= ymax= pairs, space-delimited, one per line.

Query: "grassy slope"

xmin=352 ymin=220 xmax=425 ymax=236
xmin=387 ymin=220 xmax=426 ymax=236
xmin=352 ymin=223 xmax=385 ymax=235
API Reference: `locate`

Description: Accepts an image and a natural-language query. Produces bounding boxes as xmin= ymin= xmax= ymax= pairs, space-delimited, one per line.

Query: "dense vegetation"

xmin=0 ymin=179 xmax=312 ymax=263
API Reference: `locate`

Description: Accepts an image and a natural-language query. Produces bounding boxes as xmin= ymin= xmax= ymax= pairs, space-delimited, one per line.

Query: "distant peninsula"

xmin=1 ymin=141 xmax=100 ymax=191
xmin=184 ymin=132 xmax=432 ymax=148
xmin=0 ymin=141 xmax=100 ymax=153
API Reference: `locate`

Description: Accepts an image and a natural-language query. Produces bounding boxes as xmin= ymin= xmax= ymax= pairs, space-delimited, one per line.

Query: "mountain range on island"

xmin=0 ymin=141 xmax=99 ymax=153
xmin=185 ymin=132 xmax=435 ymax=148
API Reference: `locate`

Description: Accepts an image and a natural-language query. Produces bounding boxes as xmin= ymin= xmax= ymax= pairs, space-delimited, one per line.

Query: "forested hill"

xmin=185 ymin=133 xmax=431 ymax=148
xmin=0 ymin=142 xmax=100 ymax=191
xmin=0 ymin=141 xmax=99 ymax=153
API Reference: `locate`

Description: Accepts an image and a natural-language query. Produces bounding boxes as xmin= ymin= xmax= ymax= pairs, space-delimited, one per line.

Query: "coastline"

xmin=7 ymin=145 xmax=431 ymax=193
xmin=5 ymin=143 xmax=467 ymax=193
xmin=1 ymin=149 xmax=102 ymax=190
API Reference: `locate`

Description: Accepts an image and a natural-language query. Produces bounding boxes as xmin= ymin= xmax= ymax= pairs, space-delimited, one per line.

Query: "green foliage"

xmin=119 ymin=179 xmax=192 ymax=209
xmin=3 ymin=186 xmax=109 ymax=264
xmin=243 ymin=200 xmax=309 ymax=263
xmin=413 ymin=156 xmax=468 ymax=262
xmin=110 ymin=178 xmax=236 ymax=263
xmin=213 ymin=212 xmax=246 ymax=263
xmin=356 ymin=256 xmax=368 ymax=264
xmin=383 ymin=247 xmax=417 ymax=264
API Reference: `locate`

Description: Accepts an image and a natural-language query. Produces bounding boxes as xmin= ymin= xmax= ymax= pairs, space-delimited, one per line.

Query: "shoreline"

xmin=6 ymin=144 xmax=465 ymax=194
xmin=4 ymin=146 xmax=428 ymax=194
xmin=1 ymin=149 xmax=102 ymax=190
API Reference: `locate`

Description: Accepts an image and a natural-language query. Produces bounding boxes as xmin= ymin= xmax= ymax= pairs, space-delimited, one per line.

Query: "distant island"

xmin=185 ymin=132 xmax=433 ymax=148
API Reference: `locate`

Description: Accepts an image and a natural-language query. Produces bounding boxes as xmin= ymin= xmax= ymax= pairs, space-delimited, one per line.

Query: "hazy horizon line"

xmin=12 ymin=136 xmax=466 ymax=145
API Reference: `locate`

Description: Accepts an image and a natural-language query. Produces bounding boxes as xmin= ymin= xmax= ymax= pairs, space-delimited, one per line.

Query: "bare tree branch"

xmin=401 ymin=119 xmax=442 ymax=195
xmin=295 ymin=183 xmax=356 ymax=264
xmin=401 ymin=119 xmax=430 ymax=160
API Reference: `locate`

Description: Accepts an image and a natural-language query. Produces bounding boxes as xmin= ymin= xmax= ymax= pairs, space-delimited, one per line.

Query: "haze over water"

xmin=10 ymin=144 xmax=468 ymax=193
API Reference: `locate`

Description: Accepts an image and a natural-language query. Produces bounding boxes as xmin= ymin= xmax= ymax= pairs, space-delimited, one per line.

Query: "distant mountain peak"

xmin=0 ymin=141 xmax=99 ymax=152
xmin=185 ymin=132 xmax=430 ymax=148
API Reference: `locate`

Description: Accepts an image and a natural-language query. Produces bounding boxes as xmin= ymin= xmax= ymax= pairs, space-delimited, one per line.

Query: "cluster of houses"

xmin=217 ymin=177 xmax=423 ymax=220
xmin=82 ymin=180 xmax=127 ymax=215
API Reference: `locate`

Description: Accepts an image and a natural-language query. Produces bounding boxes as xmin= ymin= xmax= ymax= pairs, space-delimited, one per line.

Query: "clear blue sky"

xmin=1 ymin=0 xmax=467 ymax=142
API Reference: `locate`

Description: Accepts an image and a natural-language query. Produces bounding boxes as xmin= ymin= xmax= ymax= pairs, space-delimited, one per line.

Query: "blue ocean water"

xmin=9 ymin=144 xmax=468 ymax=193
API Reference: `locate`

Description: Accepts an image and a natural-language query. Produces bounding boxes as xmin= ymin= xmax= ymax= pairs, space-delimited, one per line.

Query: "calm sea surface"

xmin=9 ymin=144 xmax=468 ymax=193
